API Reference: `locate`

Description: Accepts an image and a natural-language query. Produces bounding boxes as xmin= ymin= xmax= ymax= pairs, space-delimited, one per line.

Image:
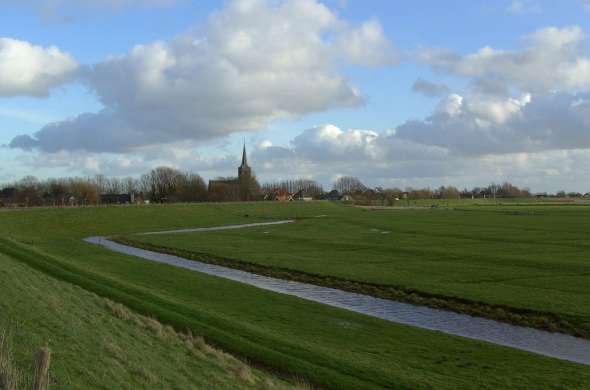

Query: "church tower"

xmin=238 ymin=143 xmax=252 ymax=200
xmin=238 ymin=143 xmax=251 ymax=179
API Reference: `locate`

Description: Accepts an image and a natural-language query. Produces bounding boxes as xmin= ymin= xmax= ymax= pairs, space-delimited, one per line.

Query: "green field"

xmin=1 ymin=202 xmax=589 ymax=389
xmin=124 ymin=202 xmax=590 ymax=337
xmin=0 ymin=251 xmax=294 ymax=389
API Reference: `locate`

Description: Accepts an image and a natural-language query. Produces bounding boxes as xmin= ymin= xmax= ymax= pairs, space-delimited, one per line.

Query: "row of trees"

xmin=0 ymin=167 xmax=266 ymax=207
xmin=262 ymin=179 xmax=324 ymax=199
xmin=0 ymin=176 xmax=101 ymax=206
xmin=330 ymin=176 xmax=565 ymax=202
xmin=0 ymin=168 xmax=211 ymax=207
xmin=1 ymin=170 xmax=586 ymax=208
xmin=139 ymin=167 xmax=208 ymax=203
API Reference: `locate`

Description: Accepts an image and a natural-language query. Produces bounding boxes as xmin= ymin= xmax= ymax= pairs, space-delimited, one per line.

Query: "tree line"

xmin=0 ymin=167 xmax=210 ymax=207
xmin=261 ymin=179 xmax=324 ymax=199
xmin=0 ymin=170 xmax=587 ymax=208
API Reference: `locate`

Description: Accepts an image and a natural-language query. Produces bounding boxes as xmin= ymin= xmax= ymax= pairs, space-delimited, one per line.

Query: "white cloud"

xmin=406 ymin=26 xmax=590 ymax=160
xmin=0 ymin=38 xmax=78 ymax=97
xmin=258 ymin=139 xmax=273 ymax=149
xmin=10 ymin=0 xmax=397 ymax=153
xmin=10 ymin=121 xmax=590 ymax=192
xmin=247 ymin=124 xmax=590 ymax=191
xmin=412 ymin=78 xmax=450 ymax=97
xmin=291 ymin=124 xmax=380 ymax=161
xmin=337 ymin=19 xmax=399 ymax=66
xmin=395 ymin=92 xmax=590 ymax=155
xmin=418 ymin=26 xmax=590 ymax=94
xmin=254 ymin=124 xmax=448 ymax=174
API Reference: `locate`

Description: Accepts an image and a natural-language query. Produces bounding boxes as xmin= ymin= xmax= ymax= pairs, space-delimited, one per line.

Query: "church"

xmin=207 ymin=144 xmax=256 ymax=201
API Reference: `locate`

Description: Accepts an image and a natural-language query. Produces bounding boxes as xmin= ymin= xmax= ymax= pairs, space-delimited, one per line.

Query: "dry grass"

xmin=0 ymin=332 xmax=20 ymax=390
xmin=105 ymin=300 xmax=131 ymax=321
xmin=104 ymin=299 xmax=315 ymax=389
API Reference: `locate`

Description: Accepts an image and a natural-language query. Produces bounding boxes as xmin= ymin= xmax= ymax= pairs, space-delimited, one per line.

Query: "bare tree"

xmin=333 ymin=176 xmax=366 ymax=194
xmin=262 ymin=178 xmax=323 ymax=198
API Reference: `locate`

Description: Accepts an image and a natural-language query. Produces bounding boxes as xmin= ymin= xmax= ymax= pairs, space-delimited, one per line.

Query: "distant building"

xmin=321 ymin=190 xmax=342 ymax=201
xmin=100 ymin=193 xmax=133 ymax=204
xmin=264 ymin=189 xmax=293 ymax=202
xmin=208 ymin=144 xmax=256 ymax=201
xmin=292 ymin=190 xmax=313 ymax=202
xmin=0 ymin=187 xmax=16 ymax=206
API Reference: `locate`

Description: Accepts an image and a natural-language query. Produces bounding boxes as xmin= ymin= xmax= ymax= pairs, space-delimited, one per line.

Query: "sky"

xmin=1 ymin=0 xmax=590 ymax=192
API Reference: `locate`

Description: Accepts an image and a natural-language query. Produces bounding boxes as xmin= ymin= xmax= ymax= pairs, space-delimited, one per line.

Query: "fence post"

xmin=33 ymin=348 xmax=51 ymax=390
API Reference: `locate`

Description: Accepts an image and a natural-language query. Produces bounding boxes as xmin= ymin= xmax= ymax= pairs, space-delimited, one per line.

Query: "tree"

xmin=70 ymin=179 xmax=99 ymax=205
xmin=142 ymin=167 xmax=184 ymax=203
xmin=176 ymin=173 xmax=207 ymax=202
xmin=333 ymin=176 xmax=366 ymax=194
xmin=48 ymin=179 xmax=68 ymax=206
xmin=15 ymin=176 xmax=42 ymax=206
xmin=262 ymin=178 xmax=324 ymax=199
xmin=435 ymin=186 xmax=460 ymax=199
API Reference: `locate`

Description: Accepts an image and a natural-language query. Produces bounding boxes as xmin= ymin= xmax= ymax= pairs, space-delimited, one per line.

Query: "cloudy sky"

xmin=2 ymin=0 xmax=590 ymax=192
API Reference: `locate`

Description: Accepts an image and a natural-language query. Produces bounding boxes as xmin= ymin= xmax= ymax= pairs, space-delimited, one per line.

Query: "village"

xmin=1 ymin=145 xmax=586 ymax=208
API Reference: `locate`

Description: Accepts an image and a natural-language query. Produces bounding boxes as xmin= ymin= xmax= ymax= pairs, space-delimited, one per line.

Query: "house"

xmin=321 ymin=190 xmax=342 ymax=201
xmin=264 ymin=189 xmax=293 ymax=202
xmin=0 ymin=187 xmax=16 ymax=206
xmin=100 ymin=193 xmax=134 ymax=204
xmin=292 ymin=189 xmax=314 ymax=201
xmin=342 ymin=194 xmax=354 ymax=202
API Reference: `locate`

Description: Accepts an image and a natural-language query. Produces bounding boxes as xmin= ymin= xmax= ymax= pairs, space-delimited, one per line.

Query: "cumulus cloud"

xmin=0 ymin=38 xmax=78 ymax=97
xmin=8 ymin=10 xmax=590 ymax=192
xmin=404 ymin=25 xmax=590 ymax=159
xmin=291 ymin=124 xmax=380 ymax=161
xmin=10 ymin=0 xmax=397 ymax=153
xmin=395 ymin=92 xmax=590 ymax=155
xmin=11 ymin=120 xmax=590 ymax=192
xmin=252 ymin=124 xmax=448 ymax=173
xmin=418 ymin=26 xmax=590 ymax=94
xmin=336 ymin=19 xmax=399 ymax=66
xmin=412 ymin=78 xmax=450 ymax=97
xmin=246 ymin=123 xmax=590 ymax=191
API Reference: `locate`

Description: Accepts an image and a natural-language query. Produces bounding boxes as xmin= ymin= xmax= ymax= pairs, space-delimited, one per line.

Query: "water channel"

xmin=84 ymin=221 xmax=590 ymax=366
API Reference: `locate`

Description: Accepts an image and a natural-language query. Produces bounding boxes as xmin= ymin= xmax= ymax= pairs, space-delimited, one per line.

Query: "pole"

xmin=33 ymin=348 xmax=51 ymax=390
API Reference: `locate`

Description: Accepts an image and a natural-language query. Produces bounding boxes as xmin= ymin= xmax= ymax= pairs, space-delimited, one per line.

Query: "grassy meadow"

xmin=124 ymin=202 xmax=590 ymax=337
xmin=1 ymin=202 xmax=589 ymax=388
xmin=0 ymin=251 xmax=296 ymax=389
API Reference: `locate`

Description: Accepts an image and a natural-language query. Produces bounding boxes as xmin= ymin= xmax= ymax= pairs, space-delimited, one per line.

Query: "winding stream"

xmin=84 ymin=221 xmax=590 ymax=366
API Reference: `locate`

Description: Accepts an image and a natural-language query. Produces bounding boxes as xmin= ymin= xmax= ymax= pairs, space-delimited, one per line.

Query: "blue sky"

xmin=2 ymin=0 xmax=590 ymax=192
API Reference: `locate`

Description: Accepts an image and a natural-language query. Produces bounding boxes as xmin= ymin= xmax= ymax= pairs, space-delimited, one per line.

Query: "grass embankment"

xmin=124 ymin=203 xmax=590 ymax=338
xmin=0 ymin=203 xmax=589 ymax=388
xmin=0 ymin=251 xmax=298 ymax=389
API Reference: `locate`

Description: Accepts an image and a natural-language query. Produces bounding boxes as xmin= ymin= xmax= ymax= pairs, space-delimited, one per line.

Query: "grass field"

xmin=124 ymin=202 xmax=590 ymax=337
xmin=1 ymin=202 xmax=589 ymax=388
xmin=0 ymin=251 xmax=293 ymax=389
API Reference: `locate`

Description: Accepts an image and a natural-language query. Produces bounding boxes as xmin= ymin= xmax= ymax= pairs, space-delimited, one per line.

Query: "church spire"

xmin=240 ymin=141 xmax=248 ymax=167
